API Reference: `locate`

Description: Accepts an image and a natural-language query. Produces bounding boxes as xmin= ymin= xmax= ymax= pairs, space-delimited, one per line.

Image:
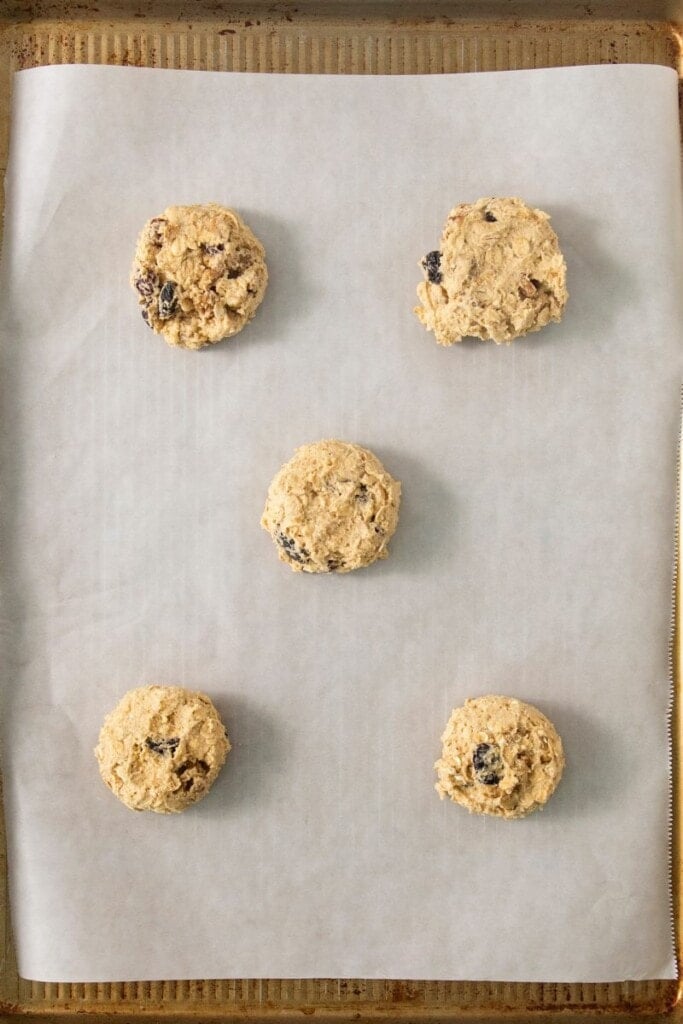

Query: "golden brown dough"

xmin=261 ymin=439 xmax=401 ymax=574
xmin=415 ymin=197 xmax=567 ymax=345
xmin=95 ymin=685 xmax=230 ymax=813
xmin=131 ymin=204 xmax=267 ymax=349
xmin=435 ymin=695 xmax=564 ymax=818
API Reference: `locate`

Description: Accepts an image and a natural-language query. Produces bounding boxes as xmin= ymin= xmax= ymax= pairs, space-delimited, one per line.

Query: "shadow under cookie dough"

xmin=367 ymin=446 xmax=459 ymax=578
xmin=431 ymin=206 xmax=636 ymax=353
xmin=200 ymin=209 xmax=313 ymax=356
xmin=530 ymin=204 xmax=640 ymax=350
xmin=201 ymin=693 xmax=288 ymax=815
xmin=525 ymin=698 xmax=635 ymax=821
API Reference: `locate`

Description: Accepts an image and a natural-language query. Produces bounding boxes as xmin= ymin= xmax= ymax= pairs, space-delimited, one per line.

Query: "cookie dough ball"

xmin=261 ymin=439 xmax=401 ymax=574
xmin=95 ymin=685 xmax=230 ymax=813
xmin=434 ymin=695 xmax=564 ymax=819
xmin=131 ymin=204 xmax=268 ymax=350
xmin=415 ymin=197 xmax=568 ymax=345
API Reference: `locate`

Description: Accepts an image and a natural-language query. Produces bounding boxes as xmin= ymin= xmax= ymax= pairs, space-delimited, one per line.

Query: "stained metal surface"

xmin=0 ymin=2 xmax=679 ymax=1018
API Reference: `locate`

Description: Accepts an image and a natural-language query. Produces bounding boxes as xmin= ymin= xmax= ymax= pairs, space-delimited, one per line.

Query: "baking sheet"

xmin=0 ymin=63 xmax=679 ymax=984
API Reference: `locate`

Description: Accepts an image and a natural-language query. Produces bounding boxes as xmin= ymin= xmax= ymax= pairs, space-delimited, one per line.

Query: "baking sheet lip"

xmin=0 ymin=36 xmax=681 ymax=1019
xmin=10 ymin=59 xmax=682 ymax=83
xmin=2 ymin=2 xmax=681 ymax=24
xmin=2 ymin=984 xmax=681 ymax=1021
xmin=5 ymin=977 xmax=682 ymax=996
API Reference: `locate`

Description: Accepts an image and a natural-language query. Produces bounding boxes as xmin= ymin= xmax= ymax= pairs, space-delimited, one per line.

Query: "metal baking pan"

xmin=0 ymin=0 xmax=680 ymax=1019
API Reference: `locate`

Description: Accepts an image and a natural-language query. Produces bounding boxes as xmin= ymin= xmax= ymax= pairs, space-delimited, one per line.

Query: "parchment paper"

xmin=0 ymin=63 xmax=680 ymax=983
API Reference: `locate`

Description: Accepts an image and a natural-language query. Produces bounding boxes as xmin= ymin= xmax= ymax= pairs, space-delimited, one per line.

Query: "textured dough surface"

xmin=434 ymin=695 xmax=564 ymax=819
xmin=261 ymin=439 xmax=401 ymax=574
xmin=131 ymin=204 xmax=268 ymax=350
xmin=95 ymin=685 xmax=230 ymax=813
xmin=415 ymin=197 xmax=568 ymax=345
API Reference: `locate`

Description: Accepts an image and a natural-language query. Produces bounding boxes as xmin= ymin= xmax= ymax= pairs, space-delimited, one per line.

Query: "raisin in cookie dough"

xmin=95 ymin=685 xmax=230 ymax=813
xmin=261 ymin=439 xmax=401 ymax=574
xmin=435 ymin=695 xmax=564 ymax=819
xmin=415 ymin=197 xmax=568 ymax=345
xmin=131 ymin=204 xmax=268 ymax=350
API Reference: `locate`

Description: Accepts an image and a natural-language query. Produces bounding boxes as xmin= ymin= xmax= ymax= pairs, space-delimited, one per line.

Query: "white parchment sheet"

xmin=0 ymin=64 xmax=680 ymax=983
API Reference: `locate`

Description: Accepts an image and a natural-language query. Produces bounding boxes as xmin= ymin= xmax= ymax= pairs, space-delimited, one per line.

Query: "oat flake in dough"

xmin=131 ymin=203 xmax=268 ymax=350
xmin=435 ymin=695 xmax=564 ymax=819
xmin=261 ymin=439 xmax=401 ymax=574
xmin=95 ymin=685 xmax=230 ymax=813
xmin=415 ymin=197 xmax=568 ymax=345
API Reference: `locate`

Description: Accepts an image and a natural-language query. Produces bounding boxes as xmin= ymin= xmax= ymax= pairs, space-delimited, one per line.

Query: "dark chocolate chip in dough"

xmin=149 ymin=217 xmax=167 ymax=245
xmin=158 ymin=281 xmax=178 ymax=319
xmin=472 ymin=742 xmax=502 ymax=786
xmin=134 ymin=272 xmax=158 ymax=297
xmin=422 ymin=250 xmax=443 ymax=284
xmin=275 ymin=530 xmax=310 ymax=565
xmin=145 ymin=737 xmax=180 ymax=756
